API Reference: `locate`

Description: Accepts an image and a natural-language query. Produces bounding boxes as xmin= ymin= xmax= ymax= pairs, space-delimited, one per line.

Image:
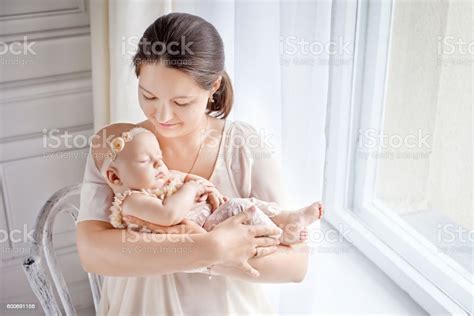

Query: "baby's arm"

xmin=173 ymin=171 xmax=228 ymax=210
xmin=121 ymin=181 xmax=207 ymax=226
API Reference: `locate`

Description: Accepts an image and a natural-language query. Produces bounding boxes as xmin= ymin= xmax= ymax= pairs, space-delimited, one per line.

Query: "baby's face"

xmin=113 ymin=131 xmax=170 ymax=189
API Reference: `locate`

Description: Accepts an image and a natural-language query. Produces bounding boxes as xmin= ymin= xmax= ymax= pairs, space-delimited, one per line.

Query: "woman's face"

xmin=137 ymin=63 xmax=210 ymax=138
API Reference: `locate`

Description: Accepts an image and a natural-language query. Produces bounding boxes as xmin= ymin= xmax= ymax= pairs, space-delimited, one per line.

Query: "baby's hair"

xmin=91 ymin=123 xmax=151 ymax=173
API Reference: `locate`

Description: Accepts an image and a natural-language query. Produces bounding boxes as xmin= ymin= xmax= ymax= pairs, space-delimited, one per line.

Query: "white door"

xmin=0 ymin=0 xmax=94 ymax=314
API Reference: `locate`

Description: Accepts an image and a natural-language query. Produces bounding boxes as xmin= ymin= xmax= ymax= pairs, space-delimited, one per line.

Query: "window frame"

xmin=323 ymin=0 xmax=473 ymax=314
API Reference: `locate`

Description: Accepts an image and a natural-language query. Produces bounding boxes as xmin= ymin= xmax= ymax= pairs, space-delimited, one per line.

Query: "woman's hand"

xmin=123 ymin=215 xmax=206 ymax=234
xmin=208 ymin=206 xmax=282 ymax=277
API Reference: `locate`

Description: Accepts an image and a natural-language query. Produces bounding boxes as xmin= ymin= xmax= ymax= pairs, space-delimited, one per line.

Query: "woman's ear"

xmin=106 ymin=167 xmax=121 ymax=185
xmin=211 ymin=75 xmax=222 ymax=93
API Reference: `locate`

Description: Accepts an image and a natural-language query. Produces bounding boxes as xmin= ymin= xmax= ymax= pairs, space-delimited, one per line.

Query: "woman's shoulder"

xmin=226 ymin=120 xmax=273 ymax=155
xmin=227 ymin=120 xmax=260 ymax=137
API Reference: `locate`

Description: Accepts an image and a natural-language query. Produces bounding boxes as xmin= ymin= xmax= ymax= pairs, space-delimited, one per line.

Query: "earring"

xmin=209 ymin=94 xmax=215 ymax=103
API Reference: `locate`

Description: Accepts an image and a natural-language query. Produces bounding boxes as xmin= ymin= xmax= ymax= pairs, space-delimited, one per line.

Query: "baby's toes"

xmin=300 ymin=228 xmax=309 ymax=241
xmin=318 ymin=204 xmax=324 ymax=219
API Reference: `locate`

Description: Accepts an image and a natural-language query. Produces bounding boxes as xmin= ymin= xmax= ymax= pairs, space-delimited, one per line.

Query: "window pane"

xmin=367 ymin=0 xmax=472 ymax=274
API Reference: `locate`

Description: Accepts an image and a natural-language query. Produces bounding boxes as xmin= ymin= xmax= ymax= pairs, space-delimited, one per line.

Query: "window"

xmin=324 ymin=0 xmax=472 ymax=314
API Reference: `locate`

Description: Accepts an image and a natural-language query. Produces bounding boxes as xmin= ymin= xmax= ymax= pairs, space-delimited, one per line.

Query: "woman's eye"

xmin=143 ymin=95 xmax=156 ymax=101
xmin=174 ymin=101 xmax=190 ymax=106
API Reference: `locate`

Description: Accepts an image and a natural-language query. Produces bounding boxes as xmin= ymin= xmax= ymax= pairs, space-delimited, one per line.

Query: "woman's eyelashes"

xmin=143 ymin=93 xmax=192 ymax=106
xmin=143 ymin=95 xmax=156 ymax=101
xmin=174 ymin=100 xmax=190 ymax=106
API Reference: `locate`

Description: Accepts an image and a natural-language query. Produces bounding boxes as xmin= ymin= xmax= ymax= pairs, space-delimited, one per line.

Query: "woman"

xmin=76 ymin=12 xmax=309 ymax=315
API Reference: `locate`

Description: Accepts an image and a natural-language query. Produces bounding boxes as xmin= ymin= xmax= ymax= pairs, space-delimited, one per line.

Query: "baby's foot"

xmin=273 ymin=202 xmax=323 ymax=245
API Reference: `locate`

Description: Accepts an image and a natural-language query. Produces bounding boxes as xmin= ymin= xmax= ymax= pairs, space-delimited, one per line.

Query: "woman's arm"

xmin=213 ymin=244 xmax=309 ymax=283
xmin=76 ymin=220 xmax=216 ymax=276
xmin=76 ymin=209 xmax=282 ymax=277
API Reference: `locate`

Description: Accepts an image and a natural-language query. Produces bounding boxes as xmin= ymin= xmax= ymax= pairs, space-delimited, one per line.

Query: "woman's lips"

xmin=158 ymin=122 xmax=179 ymax=129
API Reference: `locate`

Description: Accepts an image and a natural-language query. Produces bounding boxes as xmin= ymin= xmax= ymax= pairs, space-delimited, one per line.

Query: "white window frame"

xmin=323 ymin=0 xmax=473 ymax=314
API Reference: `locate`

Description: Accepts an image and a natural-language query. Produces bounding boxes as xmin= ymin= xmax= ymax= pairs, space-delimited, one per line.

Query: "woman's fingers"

xmin=180 ymin=218 xmax=207 ymax=234
xmin=239 ymin=261 xmax=260 ymax=277
xmin=253 ymin=246 xmax=278 ymax=258
xmin=232 ymin=205 xmax=257 ymax=224
xmin=249 ymin=224 xmax=282 ymax=238
xmin=254 ymin=237 xmax=280 ymax=247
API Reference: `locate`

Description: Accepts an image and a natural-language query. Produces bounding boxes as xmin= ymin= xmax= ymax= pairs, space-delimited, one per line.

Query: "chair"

xmin=22 ymin=184 xmax=102 ymax=315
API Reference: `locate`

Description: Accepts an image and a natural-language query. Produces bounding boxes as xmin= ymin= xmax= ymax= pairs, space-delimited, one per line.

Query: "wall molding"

xmin=0 ymin=26 xmax=90 ymax=43
xmin=0 ymin=127 xmax=93 ymax=163
xmin=0 ymin=71 xmax=92 ymax=105
xmin=0 ymin=71 xmax=91 ymax=92
xmin=0 ymin=0 xmax=89 ymax=39
xmin=0 ymin=0 xmax=85 ymax=20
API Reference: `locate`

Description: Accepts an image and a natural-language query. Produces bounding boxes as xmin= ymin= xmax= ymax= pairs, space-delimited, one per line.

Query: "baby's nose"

xmin=153 ymin=159 xmax=162 ymax=168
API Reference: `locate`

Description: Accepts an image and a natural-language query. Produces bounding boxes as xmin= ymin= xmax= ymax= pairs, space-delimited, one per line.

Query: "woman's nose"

xmin=153 ymin=101 xmax=173 ymax=123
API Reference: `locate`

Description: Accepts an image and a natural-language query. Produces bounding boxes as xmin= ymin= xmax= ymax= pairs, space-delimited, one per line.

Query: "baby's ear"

xmin=106 ymin=167 xmax=121 ymax=185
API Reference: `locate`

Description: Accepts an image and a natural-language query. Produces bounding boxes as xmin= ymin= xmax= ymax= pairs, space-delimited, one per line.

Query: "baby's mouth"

xmin=156 ymin=172 xmax=165 ymax=179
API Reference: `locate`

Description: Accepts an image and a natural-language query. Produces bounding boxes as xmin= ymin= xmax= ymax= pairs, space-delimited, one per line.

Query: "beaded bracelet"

xmin=206 ymin=265 xmax=214 ymax=280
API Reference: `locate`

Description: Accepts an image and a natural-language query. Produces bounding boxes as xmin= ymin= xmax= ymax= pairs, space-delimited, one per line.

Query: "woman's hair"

xmin=132 ymin=13 xmax=233 ymax=118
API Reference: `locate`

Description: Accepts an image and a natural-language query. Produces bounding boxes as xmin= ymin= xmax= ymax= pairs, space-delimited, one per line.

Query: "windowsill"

xmin=402 ymin=209 xmax=473 ymax=275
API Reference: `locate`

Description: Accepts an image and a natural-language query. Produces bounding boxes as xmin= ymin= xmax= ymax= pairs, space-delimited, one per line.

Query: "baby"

xmin=92 ymin=123 xmax=323 ymax=246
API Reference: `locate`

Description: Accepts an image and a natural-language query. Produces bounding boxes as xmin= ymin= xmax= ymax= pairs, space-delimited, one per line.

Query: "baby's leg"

xmin=184 ymin=202 xmax=212 ymax=227
xmin=272 ymin=202 xmax=324 ymax=245
xmin=202 ymin=198 xmax=279 ymax=235
xmin=247 ymin=197 xmax=282 ymax=218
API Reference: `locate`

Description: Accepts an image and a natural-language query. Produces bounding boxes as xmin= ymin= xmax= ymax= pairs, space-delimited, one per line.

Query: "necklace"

xmin=187 ymin=116 xmax=209 ymax=174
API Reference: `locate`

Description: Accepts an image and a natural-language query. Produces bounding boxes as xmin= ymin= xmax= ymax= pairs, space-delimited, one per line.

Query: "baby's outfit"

xmin=109 ymin=177 xmax=282 ymax=233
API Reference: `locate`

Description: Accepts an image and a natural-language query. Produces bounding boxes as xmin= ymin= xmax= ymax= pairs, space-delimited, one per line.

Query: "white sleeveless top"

xmin=78 ymin=120 xmax=288 ymax=315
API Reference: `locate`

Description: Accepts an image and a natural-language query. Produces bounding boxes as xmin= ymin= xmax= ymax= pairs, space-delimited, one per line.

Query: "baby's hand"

xmin=183 ymin=180 xmax=212 ymax=200
xmin=206 ymin=187 xmax=228 ymax=212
